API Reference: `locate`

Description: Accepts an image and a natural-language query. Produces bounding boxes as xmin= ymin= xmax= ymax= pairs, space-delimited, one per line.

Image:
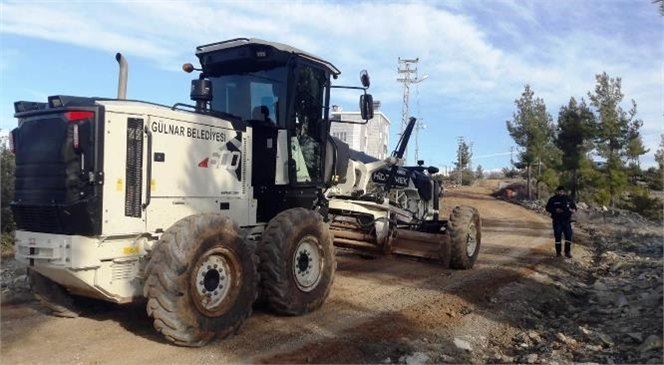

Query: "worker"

xmin=545 ymin=185 xmax=577 ymax=258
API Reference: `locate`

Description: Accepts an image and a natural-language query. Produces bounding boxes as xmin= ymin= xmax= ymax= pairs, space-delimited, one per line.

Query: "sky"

xmin=0 ymin=0 xmax=662 ymax=172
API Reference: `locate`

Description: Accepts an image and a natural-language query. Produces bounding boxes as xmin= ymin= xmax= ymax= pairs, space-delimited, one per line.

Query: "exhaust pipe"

xmin=115 ymin=53 xmax=128 ymax=99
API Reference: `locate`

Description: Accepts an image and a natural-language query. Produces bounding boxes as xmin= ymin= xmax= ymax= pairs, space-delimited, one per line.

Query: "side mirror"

xmin=360 ymin=94 xmax=374 ymax=120
xmin=428 ymin=166 xmax=440 ymax=174
xmin=182 ymin=63 xmax=195 ymax=73
xmin=360 ymin=70 xmax=370 ymax=88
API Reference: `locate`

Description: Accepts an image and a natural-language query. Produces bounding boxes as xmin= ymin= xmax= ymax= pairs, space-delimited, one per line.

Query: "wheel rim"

xmin=292 ymin=235 xmax=323 ymax=292
xmin=191 ymin=246 xmax=241 ymax=317
xmin=466 ymin=223 xmax=478 ymax=257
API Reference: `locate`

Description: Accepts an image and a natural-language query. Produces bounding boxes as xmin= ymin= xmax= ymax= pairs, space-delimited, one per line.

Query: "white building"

xmin=329 ymin=103 xmax=391 ymax=160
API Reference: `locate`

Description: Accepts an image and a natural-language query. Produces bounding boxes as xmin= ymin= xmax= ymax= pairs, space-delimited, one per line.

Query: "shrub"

xmin=643 ymin=167 xmax=663 ymax=191
xmin=617 ymin=187 xmax=664 ymax=222
xmin=1 ymin=232 xmax=14 ymax=256
xmin=630 ymin=193 xmax=663 ymax=222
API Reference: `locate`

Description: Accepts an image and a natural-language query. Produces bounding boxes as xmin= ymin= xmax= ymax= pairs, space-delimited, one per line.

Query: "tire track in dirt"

xmin=253 ymin=189 xmax=558 ymax=363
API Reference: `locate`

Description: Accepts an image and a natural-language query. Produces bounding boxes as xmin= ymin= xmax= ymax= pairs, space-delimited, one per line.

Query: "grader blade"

xmin=330 ymin=227 xmax=451 ymax=267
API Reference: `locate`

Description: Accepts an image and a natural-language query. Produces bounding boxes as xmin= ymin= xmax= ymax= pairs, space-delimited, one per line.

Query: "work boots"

xmin=555 ymin=243 xmax=562 ymax=257
xmin=564 ymin=241 xmax=572 ymax=258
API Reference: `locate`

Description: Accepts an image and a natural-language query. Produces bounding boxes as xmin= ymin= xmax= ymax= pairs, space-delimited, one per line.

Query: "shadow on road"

xmin=255 ymin=256 xmax=593 ymax=364
xmin=482 ymin=217 xmax=549 ymax=230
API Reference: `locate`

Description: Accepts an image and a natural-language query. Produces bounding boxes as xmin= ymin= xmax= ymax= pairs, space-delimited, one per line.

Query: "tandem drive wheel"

xmin=258 ymin=208 xmax=336 ymax=315
xmin=143 ymin=213 xmax=258 ymax=347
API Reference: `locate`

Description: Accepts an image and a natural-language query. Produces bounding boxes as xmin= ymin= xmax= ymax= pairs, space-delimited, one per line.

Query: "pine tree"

xmin=475 ymin=165 xmax=484 ymax=179
xmin=654 ymin=0 xmax=664 ymax=16
xmin=455 ymin=140 xmax=472 ymax=170
xmin=625 ymin=119 xmax=649 ymax=168
xmin=506 ymin=85 xmax=556 ymax=199
xmin=588 ymin=72 xmax=641 ymax=206
xmin=655 ymin=134 xmax=664 ymax=171
xmin=455 ymin=139 xmax=473 ymax=185
xmin=555 ymin=97 xmax=597 ymax=201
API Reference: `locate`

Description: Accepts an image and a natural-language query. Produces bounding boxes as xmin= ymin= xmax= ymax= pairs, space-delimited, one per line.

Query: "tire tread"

xmin=143 ymin=213 xmax=258 ymax=347
xmin=257 ymin=208 xmax=336 ymax=315
xmin=449 ymin=205 xmax=481 ymax=270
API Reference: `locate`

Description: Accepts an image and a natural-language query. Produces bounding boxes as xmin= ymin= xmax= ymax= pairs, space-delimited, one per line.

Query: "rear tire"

xmin=28 ymin=268 xmax=80 ymax=318
xmin=144 ymin=213 xmax=258 ymax=347
xmin=449 ymin=206 xmax=482 ymax=269
xmin=258 ymin=208 xmax=336 ymax=315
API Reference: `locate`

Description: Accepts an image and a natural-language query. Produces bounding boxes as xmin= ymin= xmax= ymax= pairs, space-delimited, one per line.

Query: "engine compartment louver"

xmin=124 ymin=118 xmax=144 ymax=217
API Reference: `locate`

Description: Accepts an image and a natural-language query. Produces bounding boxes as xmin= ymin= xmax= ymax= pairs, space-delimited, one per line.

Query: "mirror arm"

xmin=331 ymin=118 xmax=369 ymax=125
xmin=328 ymin=84 xmax=371 ymax=124
xmin=330 ymin=85 xmax=367 ymax=91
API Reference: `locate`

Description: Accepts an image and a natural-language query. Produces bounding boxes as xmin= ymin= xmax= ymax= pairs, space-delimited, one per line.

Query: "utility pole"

xmin=397 ymin=57 xmax=427 ymax=164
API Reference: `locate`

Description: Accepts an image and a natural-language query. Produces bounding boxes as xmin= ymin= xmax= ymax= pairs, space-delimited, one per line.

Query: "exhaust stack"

xmin=115 ymin=53 xmax=128 ymax=99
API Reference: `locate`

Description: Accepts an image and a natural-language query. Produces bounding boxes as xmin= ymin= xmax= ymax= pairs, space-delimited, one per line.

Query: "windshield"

xmin=208 ymin=66 xmax=287 ymax=127
xmin=291 ymin=64 xmax=328 ymax=184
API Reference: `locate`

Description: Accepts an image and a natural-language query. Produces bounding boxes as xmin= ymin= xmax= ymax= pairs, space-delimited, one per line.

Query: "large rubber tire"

xmin=28 ymin=268 xmax=80 ymax=318
xmin=258 ymin=208 xmax=336 ymax=315
xmin=449 ymin=205 xmax=482 ymax=269
xmin=143 ymin=213 xmax=258 ymax=347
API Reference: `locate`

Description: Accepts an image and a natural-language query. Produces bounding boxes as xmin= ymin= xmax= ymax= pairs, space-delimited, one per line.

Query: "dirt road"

xmin=1 ymin=186 xmax=558 ymax=364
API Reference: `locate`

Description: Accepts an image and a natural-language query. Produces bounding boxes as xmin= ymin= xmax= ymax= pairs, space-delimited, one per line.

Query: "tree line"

xmin=505 ymin=72 xmax=663 ymax=219
xmin=1 ymin=135 xmax=15 ymax=250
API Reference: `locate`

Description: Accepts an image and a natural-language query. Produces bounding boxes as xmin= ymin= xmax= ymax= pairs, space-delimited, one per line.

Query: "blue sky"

xmin=1 ymin=0 xmax=662 ymax=171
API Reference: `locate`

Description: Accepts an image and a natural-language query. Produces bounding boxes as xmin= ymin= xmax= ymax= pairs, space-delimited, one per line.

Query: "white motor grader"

xmin=9 ymin=38 xmax=480 ymax=347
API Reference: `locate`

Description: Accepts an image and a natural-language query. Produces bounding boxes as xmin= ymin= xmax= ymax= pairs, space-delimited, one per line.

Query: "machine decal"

xmin=198 ymin=158 xmax=210 ymax=168
xmin=123 ymin=246 xmax=140 ymax=255
xmin=371 ymin=168 xmax=410 ymax=188
xmin=150 ymin=120 xmax=227 ymax=143
xmin=198 ymin=133 xmax=243 ymax=181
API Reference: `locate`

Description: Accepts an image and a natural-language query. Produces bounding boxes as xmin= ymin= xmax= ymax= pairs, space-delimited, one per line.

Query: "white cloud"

xmin=0 ymin=0 xmax=661 ymax=169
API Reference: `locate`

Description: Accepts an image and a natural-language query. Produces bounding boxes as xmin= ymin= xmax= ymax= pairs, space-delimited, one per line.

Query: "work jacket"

xmin=545 ymin=194 xmax=577 ymax=222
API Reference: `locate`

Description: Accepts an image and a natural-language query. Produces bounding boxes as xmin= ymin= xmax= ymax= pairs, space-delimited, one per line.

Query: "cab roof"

xmin=196 ymin=38 xmax=341 ymax=76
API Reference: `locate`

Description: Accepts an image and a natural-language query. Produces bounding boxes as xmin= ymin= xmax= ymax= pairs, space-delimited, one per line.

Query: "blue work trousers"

xmin=552 ymin=220 xmax=573 ymax=243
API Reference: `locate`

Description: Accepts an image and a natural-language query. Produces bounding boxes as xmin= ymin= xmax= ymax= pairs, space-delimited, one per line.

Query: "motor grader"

xmin=9 ymin=38 xmax=481 ymax=347
xmin=327 ymin=116 xmax=480 ymax=268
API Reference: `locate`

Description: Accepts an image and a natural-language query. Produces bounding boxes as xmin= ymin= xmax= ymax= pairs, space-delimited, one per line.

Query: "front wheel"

xmin=448 ymin=206 xmax=482 ymax=269
xmin=143 ymin=213 xmax=258 ymax=347
xmin=258 ymin=208 xmax=336 ymax=315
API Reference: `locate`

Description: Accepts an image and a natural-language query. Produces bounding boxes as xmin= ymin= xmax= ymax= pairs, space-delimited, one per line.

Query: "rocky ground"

xmin=1 ymin=254 xmax=30 ymax=303
xmin=478 ymin=187 xmax=663 ymax=364
xmin=378 ymin=192 xmax=663 ymax=365
xmin=484 ymin=231 xmax=662 ymax=364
